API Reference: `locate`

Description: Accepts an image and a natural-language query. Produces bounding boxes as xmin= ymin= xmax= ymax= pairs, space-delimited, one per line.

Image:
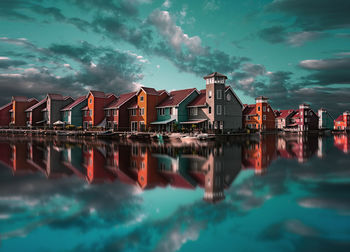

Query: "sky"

xmin=0 ymin=0 xmax=350 ymax=116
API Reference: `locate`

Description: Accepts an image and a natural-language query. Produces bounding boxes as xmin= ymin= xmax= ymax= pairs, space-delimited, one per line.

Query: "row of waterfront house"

xmin=0 ymin=72 xmax=349 ymax=132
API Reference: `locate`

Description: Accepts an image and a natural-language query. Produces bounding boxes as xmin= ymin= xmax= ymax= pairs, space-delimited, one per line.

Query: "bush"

xmin=65 ymin=124 xmax=75 ymax=130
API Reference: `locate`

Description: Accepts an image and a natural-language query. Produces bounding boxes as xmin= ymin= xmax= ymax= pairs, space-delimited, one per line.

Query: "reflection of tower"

xmin=317 ymin=136 xmax=324 ymax=158
xmin=10 ymin=142 xmax=37 ymax=175
xmin=46 ymin=145 xmax=73 ymax=178
xmin=203 ymin=154 xmax=225 ymax=203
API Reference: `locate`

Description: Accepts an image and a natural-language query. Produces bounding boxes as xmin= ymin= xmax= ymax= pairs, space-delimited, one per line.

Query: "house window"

xmin=208 ymin=90 xmax=212 ymax=98
xmin=263 ymin=106 xmax=266 ymax=112
xmin=130 ymin=109 xmax=136 ymax=116
xmin=84 ymin=111 xmax=87 ymax=116
xmin=258 ymin=115 xmax=260 ymax=120
xmin=140 ymin=108 xmax=144 ymax=115
xmin=106 ymin=110 xmax=110 ymax=116
xmin=89 ymin=98 xmax=92 ymax=104
xmin=159 ymin=108 xmax=165 ymax=115
xmin=113 ymin=110 xmax=117 ymax=116
xmin=169 ymin=107 xmax=173 ymax=115
xmin=263 ymin=115 xmax=266 ymax=120
xmin=267 ymin=108 xmax=270 ymax=112
xmin=190 ymin=107 xmax=198 ymax=116
xmin=217 ymin=90 xmax=222 ymax=99
xmin=305 ymin=118 xmax=308 ymax=123
xmin=89 ymin=110 xmax=92 ymax=116
xmin=247 ymin=115 xmax=250 ymax=120
xmin=140 ymin=162 xmax=145 ymax=169
xmin=209 ymin=106 xmax=212 ymax=114
xmin=140 ymin=96 xmax=144 ymax=102
xmin=258 ymin=106 xmax=260 ymax=112
xmin=226 ymin=93 xmax=231 ymax=101
xmin=217 ymin=105 xmax=222 ymax=115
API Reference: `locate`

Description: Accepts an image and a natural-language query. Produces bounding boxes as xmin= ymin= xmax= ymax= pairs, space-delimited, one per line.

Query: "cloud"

xmin=0 ymin=57 xmax=27 ymax=69
xmin=162 ymin=0 xmax=171 ymax=8
xmin=148 ymin=10 xmax=203 ymax=54
xmin=258 ymin=26 xmax=327 ymax=46
xmin=266 ymin=0 xmax=350 ymax=31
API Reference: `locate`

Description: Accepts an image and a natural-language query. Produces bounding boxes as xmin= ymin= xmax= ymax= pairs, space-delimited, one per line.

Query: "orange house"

xmin=82 ymin=91 xmax=117 ymax=129
xmin=242 ymin=96 xmax=276 ymax=131
xmin=334 ymin=111 xmax=350 ymax=131
xmin=128 ymin=87 xmax=168 ymax=131
xmin=10 ymin=96 xmax=38 ymax=127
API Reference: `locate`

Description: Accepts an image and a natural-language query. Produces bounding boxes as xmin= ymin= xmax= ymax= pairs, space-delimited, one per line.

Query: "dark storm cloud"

xmin=266 ymin=0 xmax=350 ymax=31
xmin=258 ymin=26 xmax=287 ymax=44
xmin=0 ymin=40 xmax=144 ymax=104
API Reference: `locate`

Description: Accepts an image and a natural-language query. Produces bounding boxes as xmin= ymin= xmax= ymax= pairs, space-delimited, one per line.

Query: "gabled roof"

xmin=137 ymin=87 xmax=160 ymax=96
xmin=127 ymin=100 xmax=138 ymax=109
xmin=25 ymin=98 xmax=47 ymax=112
xmin=243 ymin=104 xmax=257 ymax=116
xmin=276 ymin=109 xmax=295 ymax=119
xmin=47 ymin=93 xmax=65 ymax=100
xmin=0 ymin=102 xmax=12 ymax=111
xmin=157 ymin=88 xmax=198 ymax=108
xmin=203 ymin=72 xmax=227 ymax=79
xmin=335 ymin=115 xmax=344 ymax=122
xmin=12 ymin=96 xmax=28 ymax=102
xmin=187 ymin=89 xmax=206 ymax=107
xmin=28 ymin=98 xmax=38 ymax=103
xmin=61 ymin=96 xmax=86 ymax=111
xmin=105 ymin=92 xmax=136 ymax=109
xmin=225 ymin=85 xmax=243 ymax=107
xmin=88 ymin=90 xmax=106 ymax=98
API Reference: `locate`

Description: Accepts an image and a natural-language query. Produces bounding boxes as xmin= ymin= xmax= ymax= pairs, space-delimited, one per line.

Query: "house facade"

xmin=25 ymin=98 xmax=47 ymax=127
xmin=289 ymin=104 xmax=319 ymax=131
xmin=0 ymin=102 xmax=12 ymax=127
xmin=242 ymin=96 xmax=275 ymax=131
xmin=10 ymin=97 xmax=38 ymax=127
xmin=334 ymin=111 xmax=350 ymax=131
xmin=128 ymin=87 xmax=168 ymax=132
xmin=186 ymin=89 xmax=209 ymax=130
xmin=275 ymin=109 xmax=296 ymax=130
xmin=45 ymin=94 xmax=74 ymax=126
xmin=82 ymin=91 xmax=117 ymax=129
xmin=61 ymin=96 xmax=87 ymax=127
xmin=105 ymin=92 xmax=137 ymax=131
xmin=151 ymin=88 xmax=199 ymax=131
xmin=318 ymin=108 xmax=334 ymax=130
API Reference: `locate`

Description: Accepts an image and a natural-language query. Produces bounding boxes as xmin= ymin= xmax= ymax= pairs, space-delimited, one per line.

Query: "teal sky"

xmin=0 ymin=0 xmax=350 ymax=115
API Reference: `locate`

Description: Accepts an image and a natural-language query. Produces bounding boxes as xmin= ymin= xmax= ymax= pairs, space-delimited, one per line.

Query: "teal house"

xmin=61 ymin=96 xmax=87 ymax=127
xmin=151 ymin=88 xmax=199 ymax=131
xmin=318 ymin=108 xmax=334 ymax=130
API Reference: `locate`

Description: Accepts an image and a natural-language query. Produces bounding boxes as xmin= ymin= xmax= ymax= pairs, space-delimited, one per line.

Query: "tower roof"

xmin=203 ymin=72 xmax=227 ymax=80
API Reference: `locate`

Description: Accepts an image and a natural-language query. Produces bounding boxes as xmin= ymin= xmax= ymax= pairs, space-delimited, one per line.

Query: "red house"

xmin=288 ymin=104 xmax=319 ymax=131
xmin=82 ymin=91 xmax=117 ymax=129
xmin=104 ymin=91 xmax=137 ymax=131
xmin=10 ymin=96 xmax=38 ymax=127
xmin=334 ymin=111 xmax=350 ymax=131
xmin=275 ymin=109 xmax=296 ymax=130
xmin=0 ymin=101 xmax=12 ymax=127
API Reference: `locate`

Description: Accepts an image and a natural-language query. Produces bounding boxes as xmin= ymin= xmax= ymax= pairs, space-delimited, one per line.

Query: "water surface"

xmin=0 ymin=134 xmax=350 ymax=251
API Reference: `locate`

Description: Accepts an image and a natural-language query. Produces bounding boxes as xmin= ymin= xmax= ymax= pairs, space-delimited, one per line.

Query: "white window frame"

xmin=208 ymin=90 xmax=212 ymax=98
xmin=217 ymin=89 xmax=222 ymax=99
xmin=140 ymin=108 xmax=145 ymax=116
xmin=226 ymin=93 xmax=231 ymax=101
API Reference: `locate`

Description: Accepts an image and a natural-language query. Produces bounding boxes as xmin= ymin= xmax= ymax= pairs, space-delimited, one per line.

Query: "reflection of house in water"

xmin=45 ymin=145 xmax=74 ymax=178
xmin=83 ymin=146 xmax=116 ymax=183
xmin=9 ymin=142 xmax=37 ymax=175
xmin=277 ymin=135 xmax=318 ymax=163
xmin=130 ymin=145 xmax=168 ymax=189
xmin=334 ymin=134 xmax=350 ymax=154
xmin=0 ymin=142 xmax=12 ymax=168
xmin=62 ymin=146 xmax=86 ymax=178
xmin=242 ymin=135 xmax=277 ymax=174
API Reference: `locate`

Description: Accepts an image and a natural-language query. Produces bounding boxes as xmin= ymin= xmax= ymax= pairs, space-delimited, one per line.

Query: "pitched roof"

xmin=61 ymin=96 xmax=86 ymax=111
xmin=127 ymin=100 xmax=138 ymax=109
xmin=225 ymin=86 xmax=243 ymax=107
xmin=157 ymin=88 xmax=197 ymax=108
xmin=47 ymin=93 xmax=64 ymax=100
xmin=276 ymin=109 xmax=295 ymax=119
xmin=139 ymin=87 xmax=159 ymax=95
xmin=89 ymin=90 xmax=106 ymax=98
xmin=203 ymin=72 xmax=227 ymax=79
xmin=0 ymin=102 xmax=12 ymax=111
xmin=12 ymin=96 xmax=28 ymax=102
xmin=106 ymin=92 xmax=136 ymax=109
xmin=25 ymin=98 xmax=47 ymax=112
xmin=243 ymin=104 xmax=257 ymax=116
xmin=187 ymin=89 xmax=206 ymax=107
xmin=335 ymin=115 xmax=344 ymax=122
